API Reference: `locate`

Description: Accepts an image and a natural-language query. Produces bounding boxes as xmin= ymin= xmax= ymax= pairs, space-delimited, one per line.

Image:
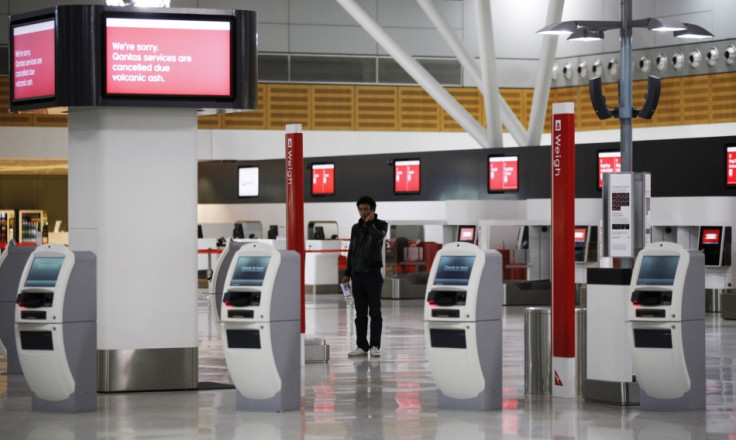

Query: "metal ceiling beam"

xmin=527 ymin=0 xmax=565 ymax=146
xmin=474 ymin=0 xmax=503 ymax=148
xmin=336 ymin=0 xmax=490 ymax=148
xmin=417 ymin=0 xmax=528 ymax=147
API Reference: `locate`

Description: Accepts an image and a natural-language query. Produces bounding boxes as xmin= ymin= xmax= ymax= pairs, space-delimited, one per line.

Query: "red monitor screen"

xmin=727 ymin=146 xmax=736 ymax=187
xmin=701 ymin=228 xmax=721 ymax=245
xmin=394 ymin=159 xmax=421 ymax=194
xmin=458 ymin=226 xmax=476 ymax=243
xmin=105 ymin=17 xmax=231 ymax=96
xmin=12 ymin=19 xmax=55 ymax=101
xmin=488 ymin=156 xmax=519 ymax=192
xmin=311 ymin=163 xmax=335 ymax=196
xmin=574 ymin=227 xmax=587 ymax=243
xmin=598 ymin=151 xmax=621 ymax=189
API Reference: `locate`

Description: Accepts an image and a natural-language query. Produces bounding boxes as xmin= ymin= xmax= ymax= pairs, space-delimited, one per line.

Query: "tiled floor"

xmin=1 ymin=292 xmax=736 ymax=439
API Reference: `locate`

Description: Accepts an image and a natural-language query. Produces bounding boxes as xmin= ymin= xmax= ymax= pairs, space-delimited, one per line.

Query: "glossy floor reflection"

xmin=1 ymin=293 xmax=736 ymax=439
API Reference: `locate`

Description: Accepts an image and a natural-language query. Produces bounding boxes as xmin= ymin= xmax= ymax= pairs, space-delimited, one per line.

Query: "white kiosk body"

xmin=627 ymin=241 xmax=705 ymax=410
xmin=424 ymin=242 xmax=503 ymax=410
xmin=221 ymin=242 xmax=300 ymax=412
xmin=0 ymin=242 xmax=35 ymax=375
xmin=14 ymin=244 xmax=97 ymax=412
xmin=209 ymin=239 xmax=248 ymax=325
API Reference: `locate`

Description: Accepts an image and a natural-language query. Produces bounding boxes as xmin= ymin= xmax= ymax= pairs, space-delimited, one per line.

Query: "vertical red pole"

xmin=285 ymin=124 xmax=305 ymax=334
xmin=551 ymin=102 xmax=576 ymax=398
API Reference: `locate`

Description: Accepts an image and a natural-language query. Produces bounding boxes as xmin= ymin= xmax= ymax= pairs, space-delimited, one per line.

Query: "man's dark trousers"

xmin=352 ymin=271 xmax=383 ymax=351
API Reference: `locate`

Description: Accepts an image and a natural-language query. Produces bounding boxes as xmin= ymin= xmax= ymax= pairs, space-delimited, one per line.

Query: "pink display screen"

xmin=488 ymin=156 xmax=519 ymax=192
xmin=312 ymin=163 xmax=335 ymax=196
xmin=459 ymin=227 xmax=475 ymax=243
xmin=574 ymin=227 xmax=587 ymax=243
xmin=701 ymin=228 xmax=721 ymax=245
xmin=394 ymin=159 xmax=421 ymax=194
xmin=105 ymin=17 xmax=231 ymax=96
xmin=726 ymin=146 xmax=736 ymax=187
xmin=13 ymin=19 xmax=55 ymax=101
xmin=598 ymin=151 xmax=621 ymax=189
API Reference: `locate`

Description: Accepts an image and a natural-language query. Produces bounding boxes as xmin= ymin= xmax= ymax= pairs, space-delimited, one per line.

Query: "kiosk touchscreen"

xmin=221 ymin=242 xmax=300 ymax=412
xmin=424 ymin=242 xmax=502 ymax=410
xmin=14 ymin=244 xmax=96 ymax=412
xmin=0 ymin=242 xmax=35 ymax=375
xmin=627 ymin=241 xmax=704 ymax=410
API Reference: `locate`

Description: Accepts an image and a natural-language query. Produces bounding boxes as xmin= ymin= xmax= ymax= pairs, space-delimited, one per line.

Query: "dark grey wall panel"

xmin=198 ymin=136 xmax=736 ymax=205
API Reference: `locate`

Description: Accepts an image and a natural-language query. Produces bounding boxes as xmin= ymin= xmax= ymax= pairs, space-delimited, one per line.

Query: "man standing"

xmin=343 ymin=196 xmax=388 ymax=357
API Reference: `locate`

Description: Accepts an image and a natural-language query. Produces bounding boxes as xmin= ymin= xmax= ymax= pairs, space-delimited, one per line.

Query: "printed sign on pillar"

xmin=285 ymin=124 xmax=305 ymax=333
xmin=551 ymin=102 xmax=576 ymax=399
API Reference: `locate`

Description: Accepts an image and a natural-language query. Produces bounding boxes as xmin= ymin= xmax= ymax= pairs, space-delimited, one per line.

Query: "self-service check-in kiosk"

xmin=627 ymin=241 xmax=705 ymax=410
xmin=221 ymin=242 xmax=300 ymax=412
xmin=15 ymin=244 xmax=97 ymax=412
xmin=0 ymin=242 xmax=35 ymax=374
xmin=424 ymin=242 xmax=503 ymax=410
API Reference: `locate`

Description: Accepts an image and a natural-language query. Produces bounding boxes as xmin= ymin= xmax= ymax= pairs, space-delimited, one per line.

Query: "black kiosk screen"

xmin=636 ymin=255 xmax=679 ymax=286
xmin=434 ymin=256 xmax=475 ymax=286
xmin=25 ymin=257 xmax=65 ymax=288
xmin=230 ymin=256 xmax=270 ymax=286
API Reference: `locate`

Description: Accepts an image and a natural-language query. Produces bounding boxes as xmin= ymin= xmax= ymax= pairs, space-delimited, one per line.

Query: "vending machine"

xmin=0 ymin=210 xmax=16 ymax=250
xmin=18 ymin=210 xmax=48 ymax=245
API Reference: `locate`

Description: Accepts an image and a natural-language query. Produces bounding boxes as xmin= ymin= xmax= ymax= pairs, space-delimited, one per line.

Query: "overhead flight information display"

xmin=598 ymin=151 xmax=621 ymax=189
xmin=488 ymin=156 xmax=519 ymax=192
xmin=12 ymin=19 xmax=55 ymax=101
xmin=394 ymin=159 xmax=421 ymax=194
xmin=105 ymin=16 xmax=232 ymax=96
xmin=311 ymin=163 xmax=335 ymax=196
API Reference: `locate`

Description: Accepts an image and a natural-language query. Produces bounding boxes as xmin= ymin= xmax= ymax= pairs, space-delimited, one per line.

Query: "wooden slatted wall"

xmin=356 ymin=86 xmax=398 ymax=131
xmin=3 ymin=75 xmax=736 ymax=133
xmin=398 ymin=87 xmax=440 ymax=131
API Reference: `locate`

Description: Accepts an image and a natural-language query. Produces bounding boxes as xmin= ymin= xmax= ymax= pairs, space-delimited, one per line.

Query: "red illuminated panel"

xmin=106 ymin=17 xmax=231 ymax=96
xmin=394 ymin=159 xmax=420 ymax=194
xmin=488 ymin=156 xmax=519 ymax=191
xmin=13 ymin=20 xmax=55 ymax=100
xmin=727 ymin=146 xmax=736 ymax=186
xmin=459 ymin=227 xmax=475 ymax=243
xmin=702 ymin=228 xmax=721 ymax=245
xmin=598 ymin=151 xmax=621 ymax=188
xmin=574 ymin=227 xmax=587 ymax=243
xmin=312 ymin=163 xmax=335 ymax=195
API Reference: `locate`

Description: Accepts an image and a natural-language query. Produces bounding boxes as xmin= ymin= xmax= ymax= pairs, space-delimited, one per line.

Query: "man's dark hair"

xmin=356 ymin=195 xmax=376 ymax=211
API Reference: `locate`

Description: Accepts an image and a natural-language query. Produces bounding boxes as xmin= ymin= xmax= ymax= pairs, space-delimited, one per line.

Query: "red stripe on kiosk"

xmin=285 ymin=125 xmax=306 ymax=334
xmin=551 ymin=102 xmax=576 ymax=398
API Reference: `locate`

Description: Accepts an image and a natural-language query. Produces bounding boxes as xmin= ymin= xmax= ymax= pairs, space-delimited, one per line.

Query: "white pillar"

xmin=68 ymin=107 xmax=199 ymax=391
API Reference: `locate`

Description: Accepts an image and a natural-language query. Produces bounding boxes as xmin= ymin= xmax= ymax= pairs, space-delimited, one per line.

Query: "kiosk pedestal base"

xmin=26 ymin=322 xmax=97 ymax=413
xmin=636 ymin=320 xmax=705 ymax=411
xmin=582 ymin=379 xmax=639 ymax=406
xmin=227 ymin=320 xmax=301 ymax=412
xmin=427 ymin=320 xmax=501 ymax=411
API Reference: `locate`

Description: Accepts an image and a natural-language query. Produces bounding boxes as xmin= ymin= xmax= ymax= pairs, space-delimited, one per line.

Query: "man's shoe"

xmin=370 ymin=347 xmax=381 ymax=357
xmin=348 ymin=347 xmax=368 ymax=357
